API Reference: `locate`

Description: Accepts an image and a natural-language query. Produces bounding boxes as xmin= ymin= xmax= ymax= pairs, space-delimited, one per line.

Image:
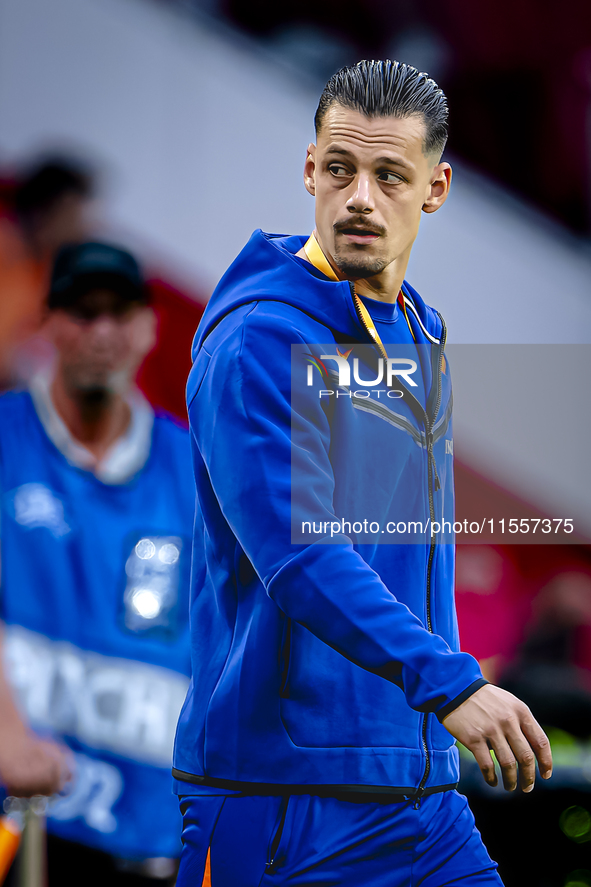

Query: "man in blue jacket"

xmin=0 ymin=243 xmax=194 ymax=885
xmin=173 ymin=60 xmax=552 ymax=886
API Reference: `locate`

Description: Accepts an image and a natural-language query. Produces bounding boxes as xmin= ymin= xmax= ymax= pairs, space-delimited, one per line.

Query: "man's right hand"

xmin=0 ymin=732 xmax=72 ymax=798
xmin=442 ymin=683 xmax=553 ymax=792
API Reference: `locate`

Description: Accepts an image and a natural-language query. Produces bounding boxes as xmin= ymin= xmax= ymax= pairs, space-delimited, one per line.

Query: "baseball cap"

xmin=48 ymin=242 xmax=148 ymax=310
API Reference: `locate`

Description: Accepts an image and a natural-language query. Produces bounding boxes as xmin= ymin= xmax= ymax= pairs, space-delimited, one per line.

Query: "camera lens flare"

xmin=130 ymin=589 xmax=162 ymax=619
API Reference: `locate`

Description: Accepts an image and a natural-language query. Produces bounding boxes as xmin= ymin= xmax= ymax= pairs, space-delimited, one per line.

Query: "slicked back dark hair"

xmin=315 ymin=59 xmax=448 ymax=158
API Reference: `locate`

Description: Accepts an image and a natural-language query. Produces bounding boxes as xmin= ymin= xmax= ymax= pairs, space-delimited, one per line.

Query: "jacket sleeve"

xmin=190 ymin=307 xmax=485 ymax=718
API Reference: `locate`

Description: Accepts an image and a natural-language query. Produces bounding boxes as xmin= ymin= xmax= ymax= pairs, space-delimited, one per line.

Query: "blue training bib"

xmin=0 ymin=390 xmax=194 ymax=859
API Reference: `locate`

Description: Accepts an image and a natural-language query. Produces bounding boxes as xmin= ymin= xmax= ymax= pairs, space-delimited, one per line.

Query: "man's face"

xmin=46 ymin=288 xmax=156 ymax=394
xmin=304 ymin=105 xmax=451 ymax=281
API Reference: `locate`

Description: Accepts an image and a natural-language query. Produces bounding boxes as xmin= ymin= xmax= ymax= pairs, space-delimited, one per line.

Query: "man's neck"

xmin=353 ymin=275 xmax=403 ymax=304
xmin=50 ymin=371 xmax=131 ymax=464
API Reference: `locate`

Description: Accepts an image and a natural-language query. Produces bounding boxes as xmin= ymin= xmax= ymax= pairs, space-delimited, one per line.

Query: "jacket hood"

xmin=193 ymin=230 xmax=361 ymax=357
xmin=192 ymin=229 xmax=440 ymax=358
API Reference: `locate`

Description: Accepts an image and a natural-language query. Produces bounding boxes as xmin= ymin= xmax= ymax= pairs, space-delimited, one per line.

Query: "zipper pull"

xmin=413 ymin=784 xmax=426 ymax=809
xmin=266 ymin=796 xmax=290 ymax=872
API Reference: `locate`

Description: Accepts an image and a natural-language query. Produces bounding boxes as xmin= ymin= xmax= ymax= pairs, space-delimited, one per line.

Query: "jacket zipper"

xmin=415 ymin=311 xmax=447 ymax=806
xmin=351 ymin=285 xmax=389 ymax=362
xmin=351 ymin=283 xmax=448 ymax=807
xmin=265 ymin=796 xmax=290 ymax=872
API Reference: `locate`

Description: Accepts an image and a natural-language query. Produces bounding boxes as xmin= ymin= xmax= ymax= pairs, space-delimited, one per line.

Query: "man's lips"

xmin=335 ymin=226 xmax=383 ymax=245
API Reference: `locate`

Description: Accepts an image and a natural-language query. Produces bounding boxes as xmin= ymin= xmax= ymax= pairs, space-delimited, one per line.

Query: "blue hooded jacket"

xmin=173 ymin=230 xmax=486 ymax=798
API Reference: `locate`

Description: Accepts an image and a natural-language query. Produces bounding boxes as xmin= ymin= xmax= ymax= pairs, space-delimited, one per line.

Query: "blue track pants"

xmin=176 ymin=789 xmax=503 ymax=886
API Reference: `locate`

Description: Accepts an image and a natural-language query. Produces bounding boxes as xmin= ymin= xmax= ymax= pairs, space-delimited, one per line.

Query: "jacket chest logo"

xmin=10 ymin=483 xmax=70 ymax=538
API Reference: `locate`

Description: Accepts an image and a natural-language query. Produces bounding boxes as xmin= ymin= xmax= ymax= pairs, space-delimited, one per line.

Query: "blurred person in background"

xmin=456 ymin=546 xmax=591 ymax=736
xmin=501 ymin=570 xmax=591 ymax=738
xmin=0 ymin=242 xmax=194 ymax=886
xmin=455 ymin=545 xmax=532 ymax=685
xmin=455 ymin=549 xmax=591 ymax=887
xmin=0 ymin=158 xmax=93 ymax=388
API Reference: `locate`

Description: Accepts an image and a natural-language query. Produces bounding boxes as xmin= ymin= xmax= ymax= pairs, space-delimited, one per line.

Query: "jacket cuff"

xmin=435 ymin=678 xmax=489 ymax=723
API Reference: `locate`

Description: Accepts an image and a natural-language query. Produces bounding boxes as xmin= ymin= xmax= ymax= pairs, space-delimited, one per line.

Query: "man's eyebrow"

xmin=375 ymin=156 xmax=412 ymax=170
xmin=324 ymin=145 xmax=413 ymax=170
xmin=324 ymin=146 xmax=354 ymax=157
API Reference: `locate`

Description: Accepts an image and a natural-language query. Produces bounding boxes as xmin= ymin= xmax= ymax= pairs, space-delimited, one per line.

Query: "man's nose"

xmin=346 ymin=173 xmax=374 ymax=214
xmin=87 ymin=315 xmax=119 ymax=339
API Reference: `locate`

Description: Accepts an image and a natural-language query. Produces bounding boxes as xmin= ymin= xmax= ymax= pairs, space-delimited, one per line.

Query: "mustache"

xmin=333 ymin=219 xmax=386 ymax=237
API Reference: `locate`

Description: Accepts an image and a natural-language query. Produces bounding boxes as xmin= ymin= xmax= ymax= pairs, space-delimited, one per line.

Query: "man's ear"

xmin=422 ymin=162 xmax=452 ymax=214
xmin=304 ymin=143 xmax=317 ymax=197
